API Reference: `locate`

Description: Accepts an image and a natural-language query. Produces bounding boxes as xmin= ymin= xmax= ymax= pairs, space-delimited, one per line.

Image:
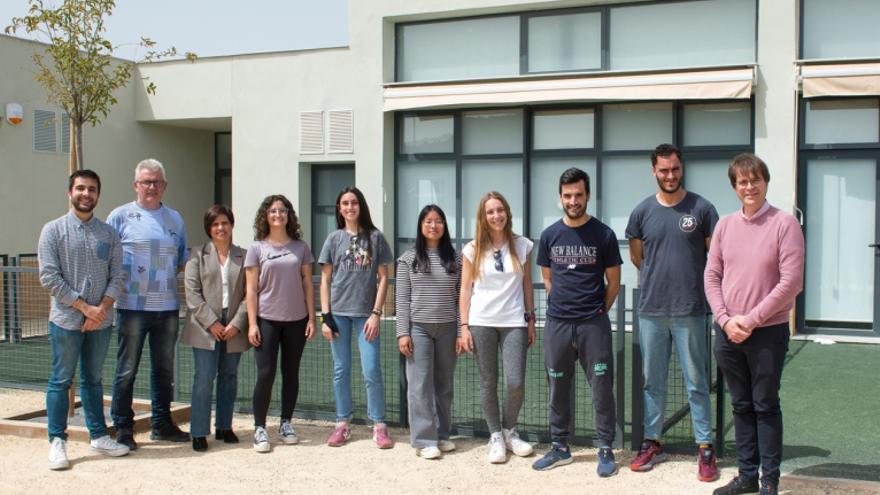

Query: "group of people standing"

xmin=38 ymin=145 xmax=803 ymax=495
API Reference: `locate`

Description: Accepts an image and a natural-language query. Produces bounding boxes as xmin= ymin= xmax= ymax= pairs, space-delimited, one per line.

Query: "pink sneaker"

xmin=372 ymin=423 xmax=394 ymax=449
xmin=327 ymin=422 xmax=351 ymax=447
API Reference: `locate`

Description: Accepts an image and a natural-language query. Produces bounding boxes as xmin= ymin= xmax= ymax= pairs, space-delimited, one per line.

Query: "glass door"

xmin=312 ymin=164 xmax=355 ymax=261
xmin=799 ymin=155 xmax=879 ymax=335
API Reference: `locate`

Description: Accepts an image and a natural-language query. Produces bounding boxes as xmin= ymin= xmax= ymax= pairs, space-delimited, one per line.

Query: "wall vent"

xmin=33 ymin=109 xmax=56 ymax=153
xmin=328 ymin=109 xmax=354 ymax=154
xmin=300 ymin=110 xmax=324 ymax=154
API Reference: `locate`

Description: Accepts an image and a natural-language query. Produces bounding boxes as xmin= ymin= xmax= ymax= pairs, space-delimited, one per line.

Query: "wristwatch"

xmin=524 ymin=310 xmax=536 ymax=322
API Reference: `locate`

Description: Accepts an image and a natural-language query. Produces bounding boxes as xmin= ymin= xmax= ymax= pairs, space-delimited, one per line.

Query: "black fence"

xmin=0 ymin=263 xmax=725 ymax=452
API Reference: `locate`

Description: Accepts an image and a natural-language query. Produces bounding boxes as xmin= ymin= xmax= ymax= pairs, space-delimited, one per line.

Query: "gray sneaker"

xmin=90 ymin=435 xmax=130 ymax=457
xmin=279 ymin=420 xmax=299 ymax=445
xmin=48 ymin=437 xmax=69 ymax=470
xmin=253 ymin=426 xmax=271 ymax=453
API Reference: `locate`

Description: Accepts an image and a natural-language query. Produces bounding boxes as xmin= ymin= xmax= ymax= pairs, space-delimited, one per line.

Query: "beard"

xmin=564 ymin=204 xmax=586 ymax=220
xmin=656 ymin=176 xmax=682 ymax=194
xmin=71 ymin=198 xmax=96 ymax=213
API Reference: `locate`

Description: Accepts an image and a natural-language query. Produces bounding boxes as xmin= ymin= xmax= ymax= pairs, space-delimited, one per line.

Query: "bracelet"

xmin=461 ymin=322 xmax=469 ymax=326
xmin=370 ymin=309 xmax=382 ymax=316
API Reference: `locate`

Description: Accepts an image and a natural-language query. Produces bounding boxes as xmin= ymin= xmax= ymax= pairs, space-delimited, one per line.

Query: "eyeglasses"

xmin=493 ymin=250 xmax=503 ymax=272
xmin=422 ymin=219 xmax=444 ymax=226
xmin=735 ymin=178 xmax=764 ymax=188
xmin=268 ymin=208 xmax=289 ymax=215
xmin=137 ymin=180 xmax=166 ymax=189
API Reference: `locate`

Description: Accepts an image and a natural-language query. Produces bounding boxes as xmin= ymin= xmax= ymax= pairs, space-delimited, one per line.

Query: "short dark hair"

xmin=203 ymin=204 xmax=235 ymax=237
xmin=68 ymin=169 xmax=101 ymax=193
xmin=651 ymin=143 xmax=683 ymax=167
xmin=728 ymin=153 xmax=770 ymax=187
xmin=558 ymin=167 xmax=590 ymax=195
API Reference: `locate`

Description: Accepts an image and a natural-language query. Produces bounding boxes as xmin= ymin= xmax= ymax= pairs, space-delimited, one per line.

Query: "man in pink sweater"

xmin=704 ymin=154 xmax=804 ymax=495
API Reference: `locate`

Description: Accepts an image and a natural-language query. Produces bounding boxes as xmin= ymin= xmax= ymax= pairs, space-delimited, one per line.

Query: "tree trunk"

xmin=67 ymin=120 xmax=77 ymax=175
xmin=75 ymin=122 xmax=84 ymax=171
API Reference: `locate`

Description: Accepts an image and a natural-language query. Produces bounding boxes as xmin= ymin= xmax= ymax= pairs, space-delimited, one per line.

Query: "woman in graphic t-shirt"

xmin=318 ymin=186 xmax=394 ymax=449
xmin=458 ymin=191 xmax=537 ymax=464
xmin=244 ymin=195 xmax=315 ymax=453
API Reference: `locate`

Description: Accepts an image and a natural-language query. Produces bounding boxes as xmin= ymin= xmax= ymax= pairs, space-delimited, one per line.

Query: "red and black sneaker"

xmin=698 ymin=445 xmax=720 ymax=482
xmin=629 ymin=439 xmax=669 ymax=472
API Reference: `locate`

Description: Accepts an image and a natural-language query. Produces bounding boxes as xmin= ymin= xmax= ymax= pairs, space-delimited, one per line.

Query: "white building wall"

xmin=0 ymin=35 xmax=215 ymax=256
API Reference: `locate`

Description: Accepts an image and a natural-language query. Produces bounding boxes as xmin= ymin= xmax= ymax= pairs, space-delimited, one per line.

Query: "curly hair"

xmin=253 ymin=194 xmax=302 ymax=241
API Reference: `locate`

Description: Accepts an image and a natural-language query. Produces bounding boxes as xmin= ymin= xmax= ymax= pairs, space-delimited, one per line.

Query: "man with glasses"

xmin=625 ymin=144 xmax=720 ymax=482
xmin=108 ymin=158 xmax=189 ymax=449
xmin=38 ymin=170 xmax=130 ymax=470
xmin=532 ymin=167 xmax=621 ymax=477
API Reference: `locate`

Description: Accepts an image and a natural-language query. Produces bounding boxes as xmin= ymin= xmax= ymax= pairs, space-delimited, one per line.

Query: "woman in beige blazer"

xmin=183 ymin=205 xmax=249 ymax=452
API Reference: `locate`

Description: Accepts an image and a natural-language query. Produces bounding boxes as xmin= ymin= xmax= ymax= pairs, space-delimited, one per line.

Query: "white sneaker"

xmin=487 ymin=432 xmax=507 ymax=464
xmin=48 ymin=437 xmax=69 ymax=470
xmin=90 ymin=435 xmax=130 ymax=457
xmin=417 ymin=445 xmax=442 ymax=459
xmin=253 ymin=426 xmax=271 ymax=453
xmin=279 ymin=420 xmax=299 ymax=445
xmin=503 ymin=428 xmax=534 ymax=457
xmin=437 ymin=439 xmax=456 ymax=452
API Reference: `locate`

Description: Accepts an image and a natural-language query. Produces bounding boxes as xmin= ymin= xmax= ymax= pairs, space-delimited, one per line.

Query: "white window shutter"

xmin=328 ymin=109 xmax=354 ymax=154
xmin=300 ymin=110 xmax=324 ymax=154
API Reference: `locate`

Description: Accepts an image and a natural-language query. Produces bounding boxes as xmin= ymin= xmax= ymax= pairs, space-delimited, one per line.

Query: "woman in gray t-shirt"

xmin=244 ymin=195 xmax=315 ymax=453
xmin=318 ymin=186 xmax=394 ymax=449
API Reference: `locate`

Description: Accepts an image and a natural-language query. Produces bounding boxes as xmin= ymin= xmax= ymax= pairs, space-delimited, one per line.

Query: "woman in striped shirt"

xmin=396 ymin=204 xmax=461 ymax=460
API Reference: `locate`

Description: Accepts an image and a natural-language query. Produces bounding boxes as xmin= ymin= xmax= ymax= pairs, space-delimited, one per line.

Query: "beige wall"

xmin=0 ymin=35 xmax=215 ymax=256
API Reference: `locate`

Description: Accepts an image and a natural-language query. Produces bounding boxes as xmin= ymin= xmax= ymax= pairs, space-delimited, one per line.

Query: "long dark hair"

xmin=413 ymin=204 xmax=456 ymax=274
xmin=335 ymin=186 xmax=377 ymax=259
xmin=253 ymin=194 xmax=302 ymax=241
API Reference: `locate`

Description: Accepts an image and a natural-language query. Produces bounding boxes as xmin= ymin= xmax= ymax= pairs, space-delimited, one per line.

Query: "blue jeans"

xmin=111 ymin=309 xmax=179 ymax=430
xmin=46 ymin=322 xmax=112 ymax=441
xmin=329 ymin=315 xmax=385 ymax=423
xmin=191 ymin=342 xmax=242 ymax=438
xmin=639 ymin=314 xmax=713 ymax=444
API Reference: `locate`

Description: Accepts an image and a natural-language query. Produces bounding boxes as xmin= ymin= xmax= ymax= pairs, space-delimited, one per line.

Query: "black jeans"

xmin=715 ymin=322 xmax=789 ymax=486
xmin=544 ymin=313 xmax=616 ymax=446
xmin=252 ymin=317 xmax=308 ymax=428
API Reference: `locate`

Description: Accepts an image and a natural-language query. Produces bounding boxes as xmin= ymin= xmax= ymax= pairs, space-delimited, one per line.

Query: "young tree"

xmin=6 ymin=0 xmax=195 ymax=173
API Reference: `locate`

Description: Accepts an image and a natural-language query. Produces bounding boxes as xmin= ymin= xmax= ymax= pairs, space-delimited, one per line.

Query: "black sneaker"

xmin=215 ymin=429 xmax=239 ymax=444
xmin=151 ymin=423 xmax=190 ymax=442
xmin=713 ymin=475 xmax=760 ymax=495
xmin=115 ymin=428 xmax=138 ymax=451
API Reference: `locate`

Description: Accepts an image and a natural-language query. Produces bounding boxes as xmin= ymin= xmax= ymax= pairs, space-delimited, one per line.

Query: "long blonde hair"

xmin=470 ymin=191 xmax=523 ymax=280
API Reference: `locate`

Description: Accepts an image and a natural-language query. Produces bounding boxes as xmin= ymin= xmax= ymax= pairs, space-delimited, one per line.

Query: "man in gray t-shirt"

xmin=624 ymin=144 xmax=720 ymax=483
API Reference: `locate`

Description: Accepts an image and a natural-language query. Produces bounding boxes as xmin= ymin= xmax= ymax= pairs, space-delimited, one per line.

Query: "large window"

xmin=396 ymin=101 xmax=753 ymax=300
xmin=802 ymin=0 xmax=880 ymax=60
xmin=396 ymin=0 xmax=756 ymax=82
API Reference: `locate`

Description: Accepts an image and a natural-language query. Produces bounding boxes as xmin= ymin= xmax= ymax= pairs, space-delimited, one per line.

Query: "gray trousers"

xmin=470 ymin=325 xmax=528 ymax=434
xmin=406 ymin=322 xmax=457 ymax=448
xmin=544 ymin=314 xmax=616 ymax=446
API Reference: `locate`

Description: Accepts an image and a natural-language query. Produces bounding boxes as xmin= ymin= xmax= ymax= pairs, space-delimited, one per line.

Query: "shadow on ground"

xmin=789 ymin=463 xmax=880 ymax=483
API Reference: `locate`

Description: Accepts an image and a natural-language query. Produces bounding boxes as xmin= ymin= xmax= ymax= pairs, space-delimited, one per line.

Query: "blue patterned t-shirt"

xmin=107 ymin=201 xmax=188 ymax=311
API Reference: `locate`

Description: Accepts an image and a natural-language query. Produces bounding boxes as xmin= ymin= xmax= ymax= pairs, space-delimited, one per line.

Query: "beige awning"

xmin=383 ymin=67 xmax=754 ymax=112
xmin=801 ymin=63 xmax=880 ymax=98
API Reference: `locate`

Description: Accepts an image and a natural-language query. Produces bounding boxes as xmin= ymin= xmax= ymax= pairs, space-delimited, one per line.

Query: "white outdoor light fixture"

xmin=5 ymin=103 xmax=23 ymax=125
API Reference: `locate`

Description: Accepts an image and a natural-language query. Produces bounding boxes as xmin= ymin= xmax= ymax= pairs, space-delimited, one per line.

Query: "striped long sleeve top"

xmin=395 ymin=248 xmax=461 ymax=337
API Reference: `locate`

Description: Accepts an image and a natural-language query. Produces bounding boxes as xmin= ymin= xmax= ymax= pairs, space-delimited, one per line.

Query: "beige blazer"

xmin=182 ymin=242 xmax=250 ymax=353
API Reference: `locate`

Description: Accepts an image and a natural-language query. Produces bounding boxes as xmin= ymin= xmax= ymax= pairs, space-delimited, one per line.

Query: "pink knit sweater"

xmin=704 ymin=202 xmax=805 ymax=330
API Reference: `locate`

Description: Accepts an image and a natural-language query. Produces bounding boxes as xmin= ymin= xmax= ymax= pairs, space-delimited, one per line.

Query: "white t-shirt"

xmin=462 ymin=236 xmax=533 ymax=327
xmin=220 ymin=255 xmax=230 ymax=310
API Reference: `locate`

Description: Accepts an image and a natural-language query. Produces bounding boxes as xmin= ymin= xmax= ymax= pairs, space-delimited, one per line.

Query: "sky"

xmin=1 ymin=0 xmax=350 ymax=59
